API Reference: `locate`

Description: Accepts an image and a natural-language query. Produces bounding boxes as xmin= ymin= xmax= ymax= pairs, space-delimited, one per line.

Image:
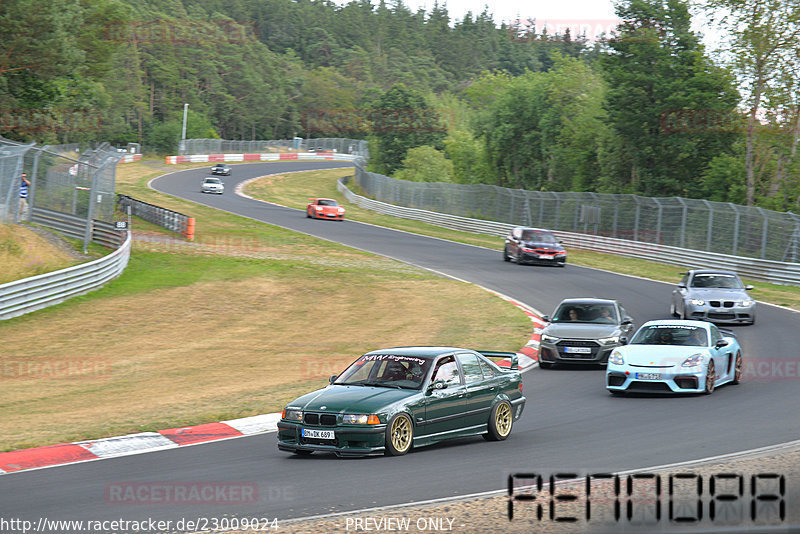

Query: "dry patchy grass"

xmin=0 ymin=225 xmax=81 ymax=284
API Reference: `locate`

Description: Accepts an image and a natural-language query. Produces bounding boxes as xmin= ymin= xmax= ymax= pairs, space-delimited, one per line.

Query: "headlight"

xmin=315 ymin=206 xmax=323 ymax=210
xmin=541 ymin=334 xmax=560 ymax=343
xmin=342 ymin=414 xmax=380 ymax=425
xmin=598 ymin=336 xmax=620 ymax=345
xmin=283 ymin=408 xmax=303 ymax=421
xmin=738 ymin=300 xmax=754 ymax=307
xmin=689 ymin=299 xmax=705 ymax=306
xmin=608 ymin=350 xmax=624 ymax=365
xmin=338 ymin=208 xmax=345 ymax=214
xmin=682 ymin=354 xmax=705 ymax=367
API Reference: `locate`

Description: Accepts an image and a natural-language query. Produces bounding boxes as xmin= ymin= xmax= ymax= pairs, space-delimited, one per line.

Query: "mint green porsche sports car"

xmin=277 ymin=347 xmax=526 ymax=457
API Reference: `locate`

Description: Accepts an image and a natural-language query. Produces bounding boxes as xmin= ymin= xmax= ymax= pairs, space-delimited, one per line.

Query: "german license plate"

xmin=636 ymin=373 xmax=661 ymax=380
xmin=539 ymin=254 xmax=554 ymax=259
xmin=564 ymin=346 xmax=592 ymax=354
xmin=301 ymin=429 xmax=334 ymax=439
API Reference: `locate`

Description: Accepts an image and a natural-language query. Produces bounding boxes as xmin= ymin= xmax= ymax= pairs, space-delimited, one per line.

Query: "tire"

xmin=306 ymin=210 xmax=312 ymax=219
xmin=732 ymin=351 xmax=743 ymax=384
xmin=538 ymin=361 xmax=553 ymax=369
xmin=678 ymin=302 xmax=686 ymax=320
xmin=704 ymin=360 xmax=716 ymax=394
xmin=485 ymin=401 xmax=513 ymax=441
xmin=385 ymin=413 xmax=413 ymax=456
xmin=503 ymin=246 xmax=511 ymax=262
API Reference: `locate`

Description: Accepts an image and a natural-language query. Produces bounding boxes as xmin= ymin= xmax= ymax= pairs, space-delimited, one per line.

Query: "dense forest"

xmin=1 ymin=0 xmax=799 ymax=210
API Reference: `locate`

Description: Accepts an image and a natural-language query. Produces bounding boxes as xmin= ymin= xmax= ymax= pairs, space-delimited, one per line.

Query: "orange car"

xmin=306 ymin=198 xmax=345 ymax=221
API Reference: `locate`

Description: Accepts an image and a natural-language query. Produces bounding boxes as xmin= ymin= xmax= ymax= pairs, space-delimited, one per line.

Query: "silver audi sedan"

xmin=670 ymin=269 xmax=756 ymax=325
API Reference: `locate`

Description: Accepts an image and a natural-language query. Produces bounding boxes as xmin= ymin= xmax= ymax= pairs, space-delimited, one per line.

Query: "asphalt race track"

xmin=2 ymin=161 xmax=799 ymax=528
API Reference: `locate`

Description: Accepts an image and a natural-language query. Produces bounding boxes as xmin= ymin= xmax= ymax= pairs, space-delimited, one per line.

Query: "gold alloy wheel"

xmin=390 ymin=415 xmax=412 ymax=453
xmin=495 ymin=402 xmax=512 ymax=437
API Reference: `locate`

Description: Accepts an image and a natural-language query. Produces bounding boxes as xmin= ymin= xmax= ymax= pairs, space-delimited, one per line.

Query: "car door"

xmin=421 ymin=356 xmax=467 ymax=436
xmin=709 ymin=324 xmax=735 ymax=382
xmin=456 ymin=352 xmax=496 ymax=428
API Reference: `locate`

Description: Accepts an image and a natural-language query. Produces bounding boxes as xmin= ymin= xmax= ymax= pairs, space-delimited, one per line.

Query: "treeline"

xmin=1 ymin=0 xmax=798 ymax=209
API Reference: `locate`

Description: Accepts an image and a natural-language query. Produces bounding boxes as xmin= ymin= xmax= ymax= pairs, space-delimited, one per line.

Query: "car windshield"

xmin=204 ymin=178 xmax=221 ymax=183
xmin=334 ymin=354 xmax=431 ymax=389
xmin=521 ymin=230 xmax=557 ymax=243
xmin=552 ymin=303 xmax=618 ymax=324
xmin=690 ymin=274 xmax=743 ymax=289
xmin=630 ymin=325 xmax=708 ymax=346
xmin=317 ymin=199 xmax=338 ymax=206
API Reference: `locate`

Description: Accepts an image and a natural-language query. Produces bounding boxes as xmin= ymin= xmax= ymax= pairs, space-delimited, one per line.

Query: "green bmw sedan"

xmin=277 ymin=347 xmax=526 ymax=457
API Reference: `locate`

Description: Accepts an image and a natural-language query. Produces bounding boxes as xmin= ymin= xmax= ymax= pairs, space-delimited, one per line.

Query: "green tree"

xmin=393 ymin=145 xmax=454 ymax=182
xmin=365 ymin=83 xmax=445 ymax=174
xmin=600 ymin=0 xmax=740 ymax=197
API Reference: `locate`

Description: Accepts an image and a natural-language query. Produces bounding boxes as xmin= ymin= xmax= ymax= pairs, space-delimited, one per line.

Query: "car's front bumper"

xmin=539 ymin=341 xmax=619 ymax=365
xmin=277 ymin=421 xmax=386 ymax=457
xmin=519 ymin=251 xmax=566 ymax=265
xmin=606 ymin=364 xmax=706 ymax=393
xmin=312 ymin=211 xmax=344 ymax=220
xmin=684 ymin=303 xmax=755 ymax=324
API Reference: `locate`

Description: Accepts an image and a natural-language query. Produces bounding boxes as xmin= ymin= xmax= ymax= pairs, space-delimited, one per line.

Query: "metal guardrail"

xmin=116 ymin=195 xmax=195 ymax=239
xmin=0 ymin=231 xmax=131 ymax=321
xmin=31 ymin=207 xmax=124 ymax=249
xmin=338 ymin=177 xmax=800 ymax=286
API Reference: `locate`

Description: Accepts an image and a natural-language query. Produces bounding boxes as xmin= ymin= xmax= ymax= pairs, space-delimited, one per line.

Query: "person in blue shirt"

xmin=19 ymin=172 xmax=30 ymax=221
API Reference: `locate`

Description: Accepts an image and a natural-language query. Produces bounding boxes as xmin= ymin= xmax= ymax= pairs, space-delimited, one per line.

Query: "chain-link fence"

xmin=1 ymin=137 xmax=123 ymax=250
xmin=179 ymin=138 xmax=368 ymax=157
xmin=0 ymin=140 xmax=35 ymax=223
xmin=353 ymin=160 xmax=800 ymax=263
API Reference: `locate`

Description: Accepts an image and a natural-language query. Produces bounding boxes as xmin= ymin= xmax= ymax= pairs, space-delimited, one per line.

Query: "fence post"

xmin=633 ymin=196 xmax=641 ymax=241
xmin=757 ymin=207 xmax=768 ymax=259
xmin=702 ymin=199 xmax=713 ymax=251
xmin=677 ymin=197 xmax=687 ymax=248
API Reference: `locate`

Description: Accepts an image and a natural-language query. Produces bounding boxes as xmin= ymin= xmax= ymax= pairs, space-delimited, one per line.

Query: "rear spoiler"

xmin=478 ymin=350 xmax=519 ymax=370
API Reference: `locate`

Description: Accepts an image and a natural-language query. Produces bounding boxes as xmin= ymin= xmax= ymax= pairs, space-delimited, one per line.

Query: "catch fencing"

xmin=179 ymin=138 xmax=368 ymax=157
xmin=352 ymin=161 xmax=800 ymax=264
xmin=0 ymin=137 xmax=124 ymax=251
xmin=338 ymin=177 xmax=800 ymax=286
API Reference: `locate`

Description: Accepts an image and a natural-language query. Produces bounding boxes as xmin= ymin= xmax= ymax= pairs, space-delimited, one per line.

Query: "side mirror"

xmin=620 ymin=337 xmax=628 ymax=345
xmin=745 ymin=285 xmax=754 ymax=291
xmin=678 ymin=284 xmax=686 ymax=289
xmin=329 ymin=375 xmax=337 ymax=384
xmin=715 ymin=339 xmax=729 ymax=348
xmin=427 ymin=380 xmax=447 ymax=393
xmin=621 ymin=318 xmax=633 ymax=326
xmin=542 ymin=315 xmax=551 ymax=322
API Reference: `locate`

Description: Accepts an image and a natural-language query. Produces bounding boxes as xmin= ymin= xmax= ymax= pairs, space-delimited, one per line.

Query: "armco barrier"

xmin=31 ymin=207 xmax=124 ymax=249
xmin=164 ymin=152 xmax=359 ymax=164
xmin=338 ymin=177 xmax=800 ymax=286
xmin=116 ymin=195 xmax=195 ymax=240
xmin=0 ymin=231 xmax=131 ymax=321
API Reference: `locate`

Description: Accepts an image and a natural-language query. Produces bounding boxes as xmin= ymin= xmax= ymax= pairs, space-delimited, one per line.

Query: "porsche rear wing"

xmin=478 ymin=350 xmax=519 ymax=370
xmin=719 ymin=328 xmax=737 ymax=338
